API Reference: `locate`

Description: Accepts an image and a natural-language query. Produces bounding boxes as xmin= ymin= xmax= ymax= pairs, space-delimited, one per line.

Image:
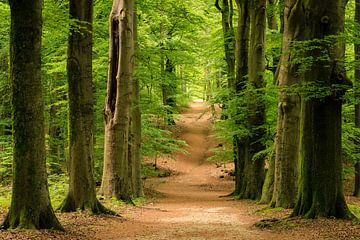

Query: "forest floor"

xmin=0 ymin=101 xmax=359 ymax=239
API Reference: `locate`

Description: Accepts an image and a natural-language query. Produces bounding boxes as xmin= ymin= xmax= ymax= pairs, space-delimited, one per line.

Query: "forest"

xmin=0 ymin=0 xmax=359 ymax=239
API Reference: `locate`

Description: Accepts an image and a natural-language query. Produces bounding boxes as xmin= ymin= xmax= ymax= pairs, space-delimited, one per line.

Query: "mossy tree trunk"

xmin=59 ymin=0 xmax=110 ymax=213
xmin=215 ymin=0 xmax=236 ymax=89
xmin=270 ymin=0 xmax=302 ymax=208
xmin=291 ymin=0 xmax=353 ymax=219
xmin=2 ymin=0 xmax=63 ymax=230
xmin=233 ymin=0 xmax=250 ymax=196
xmin=100 ymin=0 xmax=134 ymax=201
xmin=354 ymin=0 xmax=360 ymax=198
xmin=267 ymin=0 xmax=278 ymax=31
xmin=233 ymin=0 xmax=266 ymax=200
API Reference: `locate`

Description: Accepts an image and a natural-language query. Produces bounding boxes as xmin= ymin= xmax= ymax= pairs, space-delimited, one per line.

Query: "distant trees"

xmin=3 ymin=0 xmax=62 ymax=230
xmin=216 ymin=0 xmax=357 ymax=219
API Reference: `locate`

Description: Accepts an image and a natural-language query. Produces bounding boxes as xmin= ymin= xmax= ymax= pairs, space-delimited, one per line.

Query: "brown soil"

xmin=0 ymin=101 xmax=359 ymax=239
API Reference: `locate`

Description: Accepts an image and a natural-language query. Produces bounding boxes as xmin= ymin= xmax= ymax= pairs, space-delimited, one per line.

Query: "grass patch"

xmin=348 ymin=204 xmax=360 ymax=219
xmin=256 ymin=206 xmax=285 ymax=215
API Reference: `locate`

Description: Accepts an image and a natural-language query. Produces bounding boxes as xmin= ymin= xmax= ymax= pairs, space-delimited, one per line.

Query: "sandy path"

xmin=94 ymin=101 xmax=292 ymax=240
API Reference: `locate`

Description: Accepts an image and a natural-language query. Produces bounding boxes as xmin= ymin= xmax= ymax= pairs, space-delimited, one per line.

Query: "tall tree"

xmin=291 ymin=0 xmax=353 ymax=218
xmin=270 ymin=0 xmax=302 ymax=208
xmin=233 ymin=0 xmax=249 ymax=196
xmin=129 ymin=9 xmax=143 ymax=197
xmin=2 ymin=0 xmax=62 ymax=229
xmin=100 ymin=0 xmax=135 ymax=201
xmin=59 ymin=0 xmax=110 ymax=213
xmin=215 ymin=0 xmax=236 ymax=88
xmin=233 ymin=0 xmax=266 ymax=200
xmin=354 ymin=0 xmax=360 ymax=198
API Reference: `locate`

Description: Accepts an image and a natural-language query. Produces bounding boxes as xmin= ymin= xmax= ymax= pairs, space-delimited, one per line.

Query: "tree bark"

xmin=100 ymin=0 xmax=134 ymax=201
xmin=215 ymin=0 xmax=236 ymax=89
xmin=234 ymin=0 xmax=266 ymax=200
xmin=267 ymin=0 xmax=278 ymax=31
xmin=130 ymin=8 xmax=143 ymax=197
xmin=291 ymin=0 xmax=353 ymax=219
xmin=233 ymin=0 xmax=250 ymax=196
xmin=2 ymin=0 xmax=63 ymax=230
xmin=270 ymin=0 xmax=302 ymax=208
xmin=354 ymin=0 xmax=360 ymax=198
xmin=58 ymin=0 xmax=111 ymax=213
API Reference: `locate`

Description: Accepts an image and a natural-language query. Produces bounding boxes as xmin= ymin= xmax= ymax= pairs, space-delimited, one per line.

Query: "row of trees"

xmin=0 ymin=0 xmax=214 ymax=230
xmin=216 ymin=0 xmax=358 ymax=219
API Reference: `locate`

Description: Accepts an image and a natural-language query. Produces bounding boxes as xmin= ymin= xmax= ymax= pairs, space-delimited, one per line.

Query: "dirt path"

xmin=0 ymin=101 xmax=357 ymax=239
xmin=94 ymin=101 xmax=292 ymax=240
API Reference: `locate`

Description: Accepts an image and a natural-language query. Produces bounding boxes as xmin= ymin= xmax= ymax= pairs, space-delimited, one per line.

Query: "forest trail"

xmin=93 ymin=101 xmax=296 ymax=240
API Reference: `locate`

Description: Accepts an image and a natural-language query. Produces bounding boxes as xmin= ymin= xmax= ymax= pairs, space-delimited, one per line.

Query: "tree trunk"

xmin=2 ymin=0 xmax=63 ymax=230
xmin=270 ymin=0 xmax=302 ymax=208
xmin=215 ymin=0 xmax=236 ymax=89
xmin=58 ymin=0 xmax=110 ymax=213
xmin=130 ymin=8 xmax=143 ymax=198
xmin=162 ymin=58 xmax=177 ymax=125
xmin=234 ymin=0 xmax=266 ymax=200
xmin=354 ymin=0 xmax=360 ymax=198
xmin=267 ymin=0 xmax=278 ymax=30
xmin=233 ymin=0 xmax=250 ymax=196
xmin=100 ymin=0 xmax=134 ymax=201
xmin=259 ymin=150 xmax=275 ymax=204
xmin=291 ymin=0 xmax=353 ymax=219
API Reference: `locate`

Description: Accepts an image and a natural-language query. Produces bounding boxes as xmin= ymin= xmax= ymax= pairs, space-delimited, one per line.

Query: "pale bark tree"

xmin=270 ymin=0 xmax=302 ymax=208
xmin=100 ymin=0 xmax=135 ymax=201
xmin=2 ymin=0 xmax=63 ymax=229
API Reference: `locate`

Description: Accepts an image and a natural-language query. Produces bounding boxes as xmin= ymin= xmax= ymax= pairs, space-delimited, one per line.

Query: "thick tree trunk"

xmin=241 ymin=0 xmax=267 ymax=200
xmin=2 ymin=0 xmax=63 ymax=230
xmin=59 ymin=0 xmax=110 ymax=213
xmin=354 ymin=0 xmax=360 ymax=198
xmin=100 ymin=0 xmax=134 ymax=201
xmin=234 ymin=0 xmax=266 ymax=200
xmin=291 ymin=0 xmax=353 ymax=219
xmin=270 ymin=0 xmax=302 ymax=208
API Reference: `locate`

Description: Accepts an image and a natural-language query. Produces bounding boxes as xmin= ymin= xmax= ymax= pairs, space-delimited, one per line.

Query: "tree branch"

xmin=215 ymin=0 xmax=222 ymax=11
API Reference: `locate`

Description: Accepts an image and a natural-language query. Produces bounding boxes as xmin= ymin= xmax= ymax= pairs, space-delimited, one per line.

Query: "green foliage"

xmin=48 ymin=174 xmax=69 ymax=209
xmin=141 ymin=113 xmax=187 ymax=158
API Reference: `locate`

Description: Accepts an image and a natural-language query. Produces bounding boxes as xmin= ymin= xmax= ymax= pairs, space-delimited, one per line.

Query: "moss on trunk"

xmin=3 ymin=0 xmax=62 ymax=230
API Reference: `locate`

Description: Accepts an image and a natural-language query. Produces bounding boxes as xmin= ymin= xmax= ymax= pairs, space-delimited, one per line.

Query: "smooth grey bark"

xmin=100 ymin=0 xmax=135 ymax=201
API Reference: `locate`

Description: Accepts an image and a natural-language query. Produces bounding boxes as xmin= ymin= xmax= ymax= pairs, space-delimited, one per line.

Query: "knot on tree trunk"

xmin=321 ymin=16 xmax=330 ymax=24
